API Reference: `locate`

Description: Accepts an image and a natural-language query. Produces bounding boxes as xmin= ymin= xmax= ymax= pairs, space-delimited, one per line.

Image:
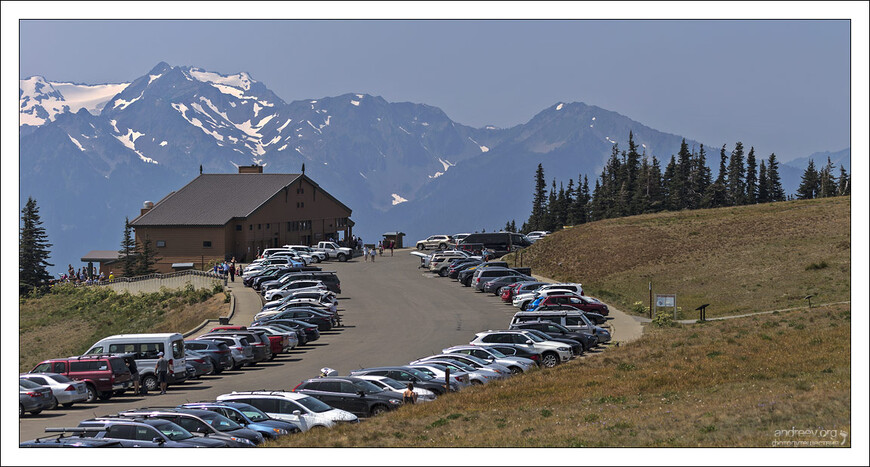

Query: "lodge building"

xmin=129 ymin=165 xmax=353 ymax=272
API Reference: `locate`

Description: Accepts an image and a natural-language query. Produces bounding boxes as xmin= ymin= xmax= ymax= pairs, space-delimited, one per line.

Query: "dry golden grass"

xmin=506 ymin=197 xmax=851 ymax=318
xmin=269 ymin=303 xmax=851 ymax=447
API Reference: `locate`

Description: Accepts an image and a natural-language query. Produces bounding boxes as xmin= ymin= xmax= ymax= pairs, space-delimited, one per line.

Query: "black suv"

xmin=294 ymin=376 xmax=403 ymax=417
xmin=510 ymin=321 xmax=595 ymax=353
xmin=77 ymin=417 xmax=227 ymax=447
xmin=117 ymin=408 xmax=264 ymax=446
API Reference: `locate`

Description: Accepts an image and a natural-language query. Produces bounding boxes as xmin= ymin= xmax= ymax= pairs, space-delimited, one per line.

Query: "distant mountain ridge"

xmin=19 ymin=62 xmax=848 ymax=274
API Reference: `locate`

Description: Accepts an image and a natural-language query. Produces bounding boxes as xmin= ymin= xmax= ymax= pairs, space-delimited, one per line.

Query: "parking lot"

xmin=18 ymin=250 xmax=516 ymax=442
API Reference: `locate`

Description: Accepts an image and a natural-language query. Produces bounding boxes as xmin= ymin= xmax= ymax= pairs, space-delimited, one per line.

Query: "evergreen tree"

xmin=136 ymin=235 xmax=160 ymax=275
xmin=838 ymin=165 xmax=850 ymax=196
xmin=631 ymin=155 xmax=652 ymax=214
xmin=554 ymin=182 xmax=568 ymax=228
xmin=528 ymin=164 xmax=548 ymax=231
xmin=544 ymin=179 xmax=558 ymax=231
xmin=688 ymin=144 xmax=711 ymax=210
xmin=505 ymin=221 xmax=513 ymax=232
xmin=767 ymin=153 xmax=785 ymax=202
xmin=19 ymin=197 xmax=54 ymax=294
xmin=509 ymin=220 xmax=517 ymax=233
xmin=818 ymin=157 xmax=837 ymax=198
xmin=673 ymin=139 xmax=691 ymax=210
xmin=119 ymin=217 xmax=139 ymax=277
xmin=625 ymin=132 xmax=642 ymax=213
xmin=590 ymin=179 xmax=605 ymax=221
xmin=745 ymin=146 xmax=758 ymax=204
xmin=757 ymin=160 xmax=769 ymax=203
xmin=577 ymin=175 xmax=591 ymax=224
xmin=648 ymin=156 xmax=665 ymax=212
xmin=662 ymin=155 xmax=677 ymax=210
xmin=727 ymin=142 xmax=746 ymax=205
xmin=796 ymin=159 xmax=820 ymax=199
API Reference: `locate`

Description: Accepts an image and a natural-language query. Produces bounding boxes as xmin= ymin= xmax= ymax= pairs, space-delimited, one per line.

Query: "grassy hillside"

xmin=505 ymin=197 xmax=851 ymax=318
xmin=271 ymin=303 xmax=851 ymax=447
xmin=19 ymin=284 xmax=228 ymax=372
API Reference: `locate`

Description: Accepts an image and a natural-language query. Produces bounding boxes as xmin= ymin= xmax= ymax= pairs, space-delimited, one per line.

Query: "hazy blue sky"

xmin=19 ymin=19 xmax=850 ymax=160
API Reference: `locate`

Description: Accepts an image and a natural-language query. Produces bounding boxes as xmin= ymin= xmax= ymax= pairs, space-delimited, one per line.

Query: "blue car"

xmin=179 ymin=402 xmax=300 ymax=440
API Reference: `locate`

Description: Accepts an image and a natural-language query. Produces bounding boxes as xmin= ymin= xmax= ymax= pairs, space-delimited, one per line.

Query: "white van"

xmin=85 ymin=333 xmax=187 ymax=390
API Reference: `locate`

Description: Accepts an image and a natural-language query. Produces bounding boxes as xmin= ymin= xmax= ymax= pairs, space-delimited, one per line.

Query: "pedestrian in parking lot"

xmin=127 ymin=358 xmax=141 ymax=396
xmin=229 ymin=264 xmax=235 ymax=282
xmin=155 ymin=352 xmax=168 ymax=395
xmin=403 ymin=383 xmax=417 ymax=404
xmin=389 ymin=240 xmax=394 ymax=256
xmin=371 ymin=246 xmax=376 ymax=262
xmin=363 ymin=246 xmax=369 ymax=262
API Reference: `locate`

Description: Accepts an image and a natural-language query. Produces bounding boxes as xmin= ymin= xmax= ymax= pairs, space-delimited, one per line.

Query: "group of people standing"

xmin=56 ymin=264 xmax=107 ymax=285
xmin=213 ymin=258 xmax=241 ymax=282
xmin=362 ymin=240 xmax=395 ymax=262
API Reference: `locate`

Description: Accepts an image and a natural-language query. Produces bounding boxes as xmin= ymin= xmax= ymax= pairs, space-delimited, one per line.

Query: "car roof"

xmin=220 ymin=391 xmax=309 ymax=400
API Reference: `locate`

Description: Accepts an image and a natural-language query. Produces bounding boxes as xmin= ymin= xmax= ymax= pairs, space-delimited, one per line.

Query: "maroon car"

xmin=30 ymin=355 xmax=132 ymax=402
xmin=532 ymin=295 xmax=609 ymax=316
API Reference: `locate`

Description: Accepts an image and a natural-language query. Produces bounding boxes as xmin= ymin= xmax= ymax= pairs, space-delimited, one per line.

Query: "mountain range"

xmin=19 ymin=62 xmax=850 ymax=274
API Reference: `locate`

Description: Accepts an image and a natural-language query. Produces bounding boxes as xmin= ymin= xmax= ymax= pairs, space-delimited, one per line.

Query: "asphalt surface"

xmin=18 ymin=249 xmax=522 ymax=442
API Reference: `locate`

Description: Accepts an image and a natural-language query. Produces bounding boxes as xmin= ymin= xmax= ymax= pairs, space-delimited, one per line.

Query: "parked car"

xmin=77 ymin=417 xmax=227 ymax=447
xmin=470 ymin=330 xmax=573 ymax=368
xmin=283 ymin=244 xmax=328 ymax=263
xmin=183 ymin=349 xmax=215 ymax=378
xmin=529 ymin=294 xmax=609 ymax=315
xmin=404 ymin=363 xmax=471 ymax=389
xmin=411 ymin=354 xmax=511 ymax=379
xmin=448 ymin=259 xmax=482 ymax=278
xmin=457 ymin=232 xmax=532 ymax=257
xmin=198 ymin=335 xmax=254 ymax=369
xmin=409 ymin=360 xmax=498 ymax=386
xmin=415 ymin=235 xmax=454 ymax=251
xmin=501 ymin=281 xmax=548 ymax=303
xmin=20 ymin=373 xmax=88 ymax=409
xmin=294 ymin=376 xmax=404 ymax=417
xmin=19 ymin=378 xmax=54 ymax=416
xmin=510 ymin=320 xmax=598 ymax=352
xmin=19 ymin=428 xmax=124 ymax=448
xmin=254 ymin=308 xmax=334 ymax=331
xmin=183 ymin=339 xmax=234 ymax=374
xmin=514 ymin=287 xmax=583 ymax=310
xmin=179 ymin=402 xmax=300 ymax=439
xmin=30 ymin=355 xmax=132 ymax=402
xmin=458 ymin=261 xmax=509 ymax=286
xmin=348 ymin=367 xmax=448 ymax=395
xmin=354 ymin=375 xmax=437 ymax=402
xmin=515 ymin=328 xmax=584 ymax=356
xmin=482 ymin=274 xmax=534 ymax=294
xmin=479 ymin=344 xmax=543 ymax=367
xmin=510 ymin=310 xmax=612 ymax=343
xmin=441 ymin=345 xmax=537 ymax=374
xmin=217 ymin=391 xmax=359 ymax=431
xmin=533 ymin=305 xmax=609 ymax=326
xmin=200 ymin=330 xmax=271 ymax=363
xmin=249 ymin=319 xmax=320 ymax=344
xmin=249 ymin=325 xmax=299 ymax=352
xmin=118 ymin=408 xmax=263 ymax=446
xmin=428 ymin=251 xmax=473 ymax=276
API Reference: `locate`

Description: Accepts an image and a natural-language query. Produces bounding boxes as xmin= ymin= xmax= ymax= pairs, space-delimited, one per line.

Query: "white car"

xmin=470 ymin=330 xmax=573 ymax=368
xmin=283 ymin=245 xmax=327 ymax=263
xmin=513 ymin=287 xmax=581 ymax=310
xmin=415 ymin=235 xmax=454 ymax=251
xmin=216 ymin=391 xmax=358 ymax=431
xmin=441 ymin=345 xmax=537 ymax=374
xmin=354 ymin=375 xmax=436 ymax=402
xmin=263 ymin=281 xmax=328 ymax=301
xmin=406 ymin=363 xmax=472 ymax=389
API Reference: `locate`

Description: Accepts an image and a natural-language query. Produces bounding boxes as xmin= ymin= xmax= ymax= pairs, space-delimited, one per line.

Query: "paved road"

xmin=18 ymin=249 xmax=523 ymax=441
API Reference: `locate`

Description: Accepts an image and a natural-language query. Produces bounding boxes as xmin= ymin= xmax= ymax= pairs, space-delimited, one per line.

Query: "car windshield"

xmin=149 ymin=420 xmax=194 ymax=440
xmin=439 ymin=360 xmax=473 ymax=372
xmin=355 ymin=380 xmax=386 ymax=394
xmin=483 ymin=348 xmax=507 ymax=358
xmin=528 ymin=329 xmax=554 ymax=340
xmin=523 ymin=332 xmax=545 ymax=343
xmin=405 ymin=368 xmax=433 ymax=381
xmin=19 ymin=379 xmax=41 ymax=389
xmin=377 ymin=377 xmax=405 ymax=390
xmin=236 ymin=405 xmax=270 ymax=422
xmin=198 ymin=412 xmax=242 ymax=432
xmin=296 ymin=395 xmax=333 ymax=413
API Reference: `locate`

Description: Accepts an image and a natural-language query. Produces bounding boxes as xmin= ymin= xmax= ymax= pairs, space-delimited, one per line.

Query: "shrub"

xmin=805 ymin=261 xmax=829 ymax=270
xmin=652 ymin=312 xmax=678 ymax=328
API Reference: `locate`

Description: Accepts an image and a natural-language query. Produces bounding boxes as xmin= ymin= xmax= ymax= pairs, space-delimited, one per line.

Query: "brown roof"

xmin=131 ymin=173 xmax=351 ymax=226
xmin=81 ymin=250 xmax=121 ymax=261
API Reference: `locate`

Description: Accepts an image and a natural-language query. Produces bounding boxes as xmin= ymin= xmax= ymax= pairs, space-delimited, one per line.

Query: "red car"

xmin=531 ymin=295 xmax=609 ymax=315
xmin=30 ymin=355 xmax=132 ymax=403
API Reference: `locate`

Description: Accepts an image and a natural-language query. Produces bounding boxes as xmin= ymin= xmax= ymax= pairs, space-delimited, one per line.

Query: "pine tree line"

xmin=518 ymin=132 xmax=849 ymax=234
xmin=20 ymin=197 xmax=54 ymax=295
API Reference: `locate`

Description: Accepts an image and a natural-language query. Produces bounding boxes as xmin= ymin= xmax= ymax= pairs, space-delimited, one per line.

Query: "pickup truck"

xmin=311 ymin=241 xmax=354 ymax=262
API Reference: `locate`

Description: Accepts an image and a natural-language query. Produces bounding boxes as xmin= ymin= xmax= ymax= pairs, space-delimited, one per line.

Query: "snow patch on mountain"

xmin=351 ymin=100 xmax=360 ymax=106
xmin=113 ymin=128 xmax=157 ymax=164
xmin=160 ymin=141 xmax=168 ymax=146
xmin=467 ymin=137 xmax=489 ymax=153
xmin=556 ymin=103 xmax=564 ymax=111
xmin=68 ymin=134 xmax=85 ymax=152
xmin=172 ymin=102 xmax=224 ymax=142
xmin=20 ymin=77 xmax=129 ymax=126
xmin=391 ymin=193 xmax=408 ymax=205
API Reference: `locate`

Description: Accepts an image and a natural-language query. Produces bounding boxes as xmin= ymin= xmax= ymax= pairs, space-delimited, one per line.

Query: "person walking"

xmin=390 ymin=240 xmax=394 ymax=256
xmin=363 ymin=245 xmax=369 ymax=262
xmin=229 ymin=259 xmax=236 ymax=282
xmin=371 ymin=246 xmax=376 ymax=262
xmin=127 ymin=358 xmax=141 ymax=396
xmin=155 ymin=352 xmax=168 ymax=395
xmin=403 ymin=383 xmax=417 ymax=405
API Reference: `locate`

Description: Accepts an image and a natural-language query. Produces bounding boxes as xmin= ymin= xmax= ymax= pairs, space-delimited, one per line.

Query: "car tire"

xmin=370 ymin=404 xmax=389 ymax=416
xmin=439 ymin=268 xmax=448 ymax=277
xmin=337 ymin=253 xmax=347 ymax=262
xmin=20 ymin=404 xmax=24 ymax=417
xmin=30 ymin=408 xmax=43 ymax=415
xmin=313 ymin=256 xmax=321 ymax=263
xmin=85 ymin=384 xmax=98 ymax=403
xmin=509 ymin=366 xmax=523 ymax=375
xmin=541 ymin=352 xmax=559 ymax=368
xmin=438 ymin=243 xmax=446 ymax=250
xmin=98 ymin=391 xmax=113 ymax=401
xmin=142 ymin=375 xmax=158 ymax=392
xmin=470 ymin=379 xmax=483 ymax=385
xmin=62 ymin=402 xmax=74 ymax=408
xmin=417 ymin=244 xmax=425 ymax=250
xmin=211 ymin=358 xmax=223 ymax=374
xmin=48 ymin=396 xmax=58 ymax=410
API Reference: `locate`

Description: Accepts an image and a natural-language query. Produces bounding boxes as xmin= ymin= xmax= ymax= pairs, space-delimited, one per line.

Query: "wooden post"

xmin=648 ymin=282 xmax=653 ymax=319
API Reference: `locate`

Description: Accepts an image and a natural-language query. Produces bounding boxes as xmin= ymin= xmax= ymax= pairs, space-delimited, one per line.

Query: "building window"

xmin=236 ymin=225 xmax=242 ymax=231
xmin=297 ymin=187 xmax=304 ymax=194
xmin=266 ymin=223 xmax=270 ymax=229
xmin=156 ymin=240 xmax=166 ymax=247
xmin=258 ymin=224 xmax=262 ymax=230
xmin=203 ymin=241 xmax=212 ymax=248
xmin=249 ymin=225 xmax=253 ymax=231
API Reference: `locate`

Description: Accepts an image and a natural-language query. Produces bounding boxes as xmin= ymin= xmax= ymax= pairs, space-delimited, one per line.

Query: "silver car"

xmin=410 ymin=360 xmax=499 ymax=385
xmin=414 ymin=353 xmax=512 ymax=378
xmin=20 ymin=373 xmax=88 ymax=409
xmin=406 ymin=363 xmax=471 ymax=389
xmin=441 ymin=346 xmax=536 ymax=374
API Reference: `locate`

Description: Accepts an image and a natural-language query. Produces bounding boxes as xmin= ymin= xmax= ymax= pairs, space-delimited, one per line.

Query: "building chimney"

xmin=239 ymin=164 xmax=263 ymax=174
xmin=140 ymin=200 xmax=154 ymax=215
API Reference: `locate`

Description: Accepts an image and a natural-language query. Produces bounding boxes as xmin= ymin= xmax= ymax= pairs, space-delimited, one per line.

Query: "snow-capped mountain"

xmin=19 ymin=62 xmax=848 ymax=275
xmin=19 ymin=76 xmax=129 ymax=127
